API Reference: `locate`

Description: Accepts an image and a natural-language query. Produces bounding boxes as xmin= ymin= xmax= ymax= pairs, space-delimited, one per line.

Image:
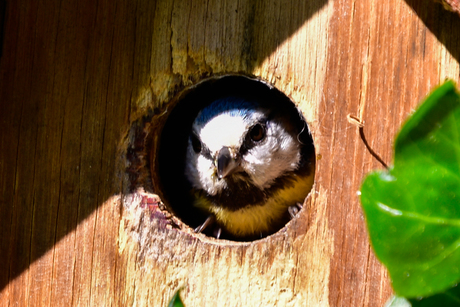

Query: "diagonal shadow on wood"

xmin=0 ymin=0 xmax=328 ymax=293
xmin=405 ymin=0 xmax=460 ymax=63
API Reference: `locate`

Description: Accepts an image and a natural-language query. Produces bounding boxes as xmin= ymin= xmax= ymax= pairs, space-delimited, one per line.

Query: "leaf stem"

xmin=348 ymin=114 xmax=389 ymax=169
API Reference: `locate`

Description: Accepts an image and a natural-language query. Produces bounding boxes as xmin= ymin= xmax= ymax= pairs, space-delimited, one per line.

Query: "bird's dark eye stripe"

xmin=249 ymin=123 xmax=266 ymax=142
xmin=201 ymin=146 xmax=213 ymax=160
xmin=190 ymin=132 xmax=213 ymax=160
xmin=240 ymin=122 xmax=267 ymax=155
xmin=190 ymin=133 xmax=202 ymax=153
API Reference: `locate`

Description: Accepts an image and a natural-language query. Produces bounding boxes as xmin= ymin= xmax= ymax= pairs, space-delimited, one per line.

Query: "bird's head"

xmin=185 ymin=97 xmax=302 ymax=198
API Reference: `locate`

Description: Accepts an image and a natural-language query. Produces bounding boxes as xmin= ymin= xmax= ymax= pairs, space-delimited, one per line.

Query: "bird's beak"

xmin=216 ymin=146 xmax=240 ymax=179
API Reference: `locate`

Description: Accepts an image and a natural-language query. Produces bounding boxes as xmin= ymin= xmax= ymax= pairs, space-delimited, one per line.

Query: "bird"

xmin=184 ymin=95 xmax=315 ymax=240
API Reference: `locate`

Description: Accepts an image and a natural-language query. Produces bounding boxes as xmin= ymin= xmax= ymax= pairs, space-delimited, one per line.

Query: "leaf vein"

xmin=377 ymin=203 xmax=460 ymax=226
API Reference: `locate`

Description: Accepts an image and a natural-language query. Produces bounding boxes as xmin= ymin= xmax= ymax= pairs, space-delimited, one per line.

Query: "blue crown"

xmin=195 ymin=97 xmax=258 ymax=125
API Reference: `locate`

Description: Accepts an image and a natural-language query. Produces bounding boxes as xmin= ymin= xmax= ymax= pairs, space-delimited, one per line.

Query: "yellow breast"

xmin=193 ymin=172 xmax=314 ymax=237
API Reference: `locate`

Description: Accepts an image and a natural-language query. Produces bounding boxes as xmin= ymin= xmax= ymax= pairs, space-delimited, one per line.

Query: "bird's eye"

xmin=190 ymin=133 xmax=202 ymax=153
xmin=249 ymin=123 xmax=266 ymax=142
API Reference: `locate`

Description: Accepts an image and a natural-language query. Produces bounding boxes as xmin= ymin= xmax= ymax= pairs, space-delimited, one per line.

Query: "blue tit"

xmin=184 ymin=96 xmax=315 ymax=239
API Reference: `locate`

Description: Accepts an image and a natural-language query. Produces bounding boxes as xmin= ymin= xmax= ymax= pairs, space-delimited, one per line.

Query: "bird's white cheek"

xmin=279 ymin=136 xmax=301 ymax=168
xmin=241 ymin=151 xmax=274 ymax=187
xmin=280 ymin=135 xmax=294 ymax=151
xmin=242 ymin=134 xmax=301 ymax=189
xmin=243 ymin=154 xmax=263 ymax=166
xmin=185 ymin=150 xmax=203 ymax=189
xmin=196 ymin=156 xmax=218 ymax=195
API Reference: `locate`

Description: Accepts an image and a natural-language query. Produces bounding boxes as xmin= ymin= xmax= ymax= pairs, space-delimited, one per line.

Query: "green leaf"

xmin=385 ymin=295 xmax=411 ymax=307
xmin=408 ymin=284 xmax=460 ymax=306
xmin=385 ymin=285 xmax=460 ymax=307
xmin=168 ymin=289 xmax=185 ymax=307
xmin=360 ymin=80 xmax=460 ymax=298
xmin=385 ymin=284 xmax=460 ymax=307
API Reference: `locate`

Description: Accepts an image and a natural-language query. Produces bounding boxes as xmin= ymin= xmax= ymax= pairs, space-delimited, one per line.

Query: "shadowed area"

xmin=405 ymin=0 xmax=460 ymax=63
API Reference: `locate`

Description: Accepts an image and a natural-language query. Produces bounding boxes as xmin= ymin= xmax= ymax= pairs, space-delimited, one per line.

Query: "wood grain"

xmin=436 ymin=0 xmax=460 ymax=15
xmin=0 ymin=0 xmax=459 ymax=306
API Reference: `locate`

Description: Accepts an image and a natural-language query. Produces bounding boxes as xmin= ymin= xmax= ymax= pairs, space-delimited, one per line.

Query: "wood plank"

xmin=0 ymin=0 xmax=459 ymax=306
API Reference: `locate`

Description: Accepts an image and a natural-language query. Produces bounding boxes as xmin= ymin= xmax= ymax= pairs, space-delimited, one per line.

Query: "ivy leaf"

xmin=360 ymin=80 xmax=460 ymax=298
xmin=385 ymin=284 xmax=460 ymax=307
xmin=168 ymin=289 xmax=185 ymax=307
xmin=407 ymin=284 xmax=460 ymax=306
xmin=385 ymin=295 xmax=411 ymax=307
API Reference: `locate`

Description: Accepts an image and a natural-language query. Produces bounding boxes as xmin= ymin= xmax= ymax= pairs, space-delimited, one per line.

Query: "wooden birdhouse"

xmin=1 ymin=0 xmax=459 ymax=306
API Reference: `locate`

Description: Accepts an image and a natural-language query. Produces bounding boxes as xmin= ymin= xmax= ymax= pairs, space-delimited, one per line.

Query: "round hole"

xmin=153 ymin=75 xmax=315 ymax=241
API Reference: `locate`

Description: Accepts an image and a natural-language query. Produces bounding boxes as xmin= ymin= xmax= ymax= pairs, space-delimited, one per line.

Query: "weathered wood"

xmin=0 ymin=0 xmax=459 ymax=306
xmin=436 ymin=0 xmax=460 ymax=15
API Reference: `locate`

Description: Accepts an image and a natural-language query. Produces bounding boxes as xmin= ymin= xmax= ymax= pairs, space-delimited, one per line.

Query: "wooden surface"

xmin=1 ymin=0 xmax=459 ymax=306
xmin=436 ymin=0 xmax=460 ymax=14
